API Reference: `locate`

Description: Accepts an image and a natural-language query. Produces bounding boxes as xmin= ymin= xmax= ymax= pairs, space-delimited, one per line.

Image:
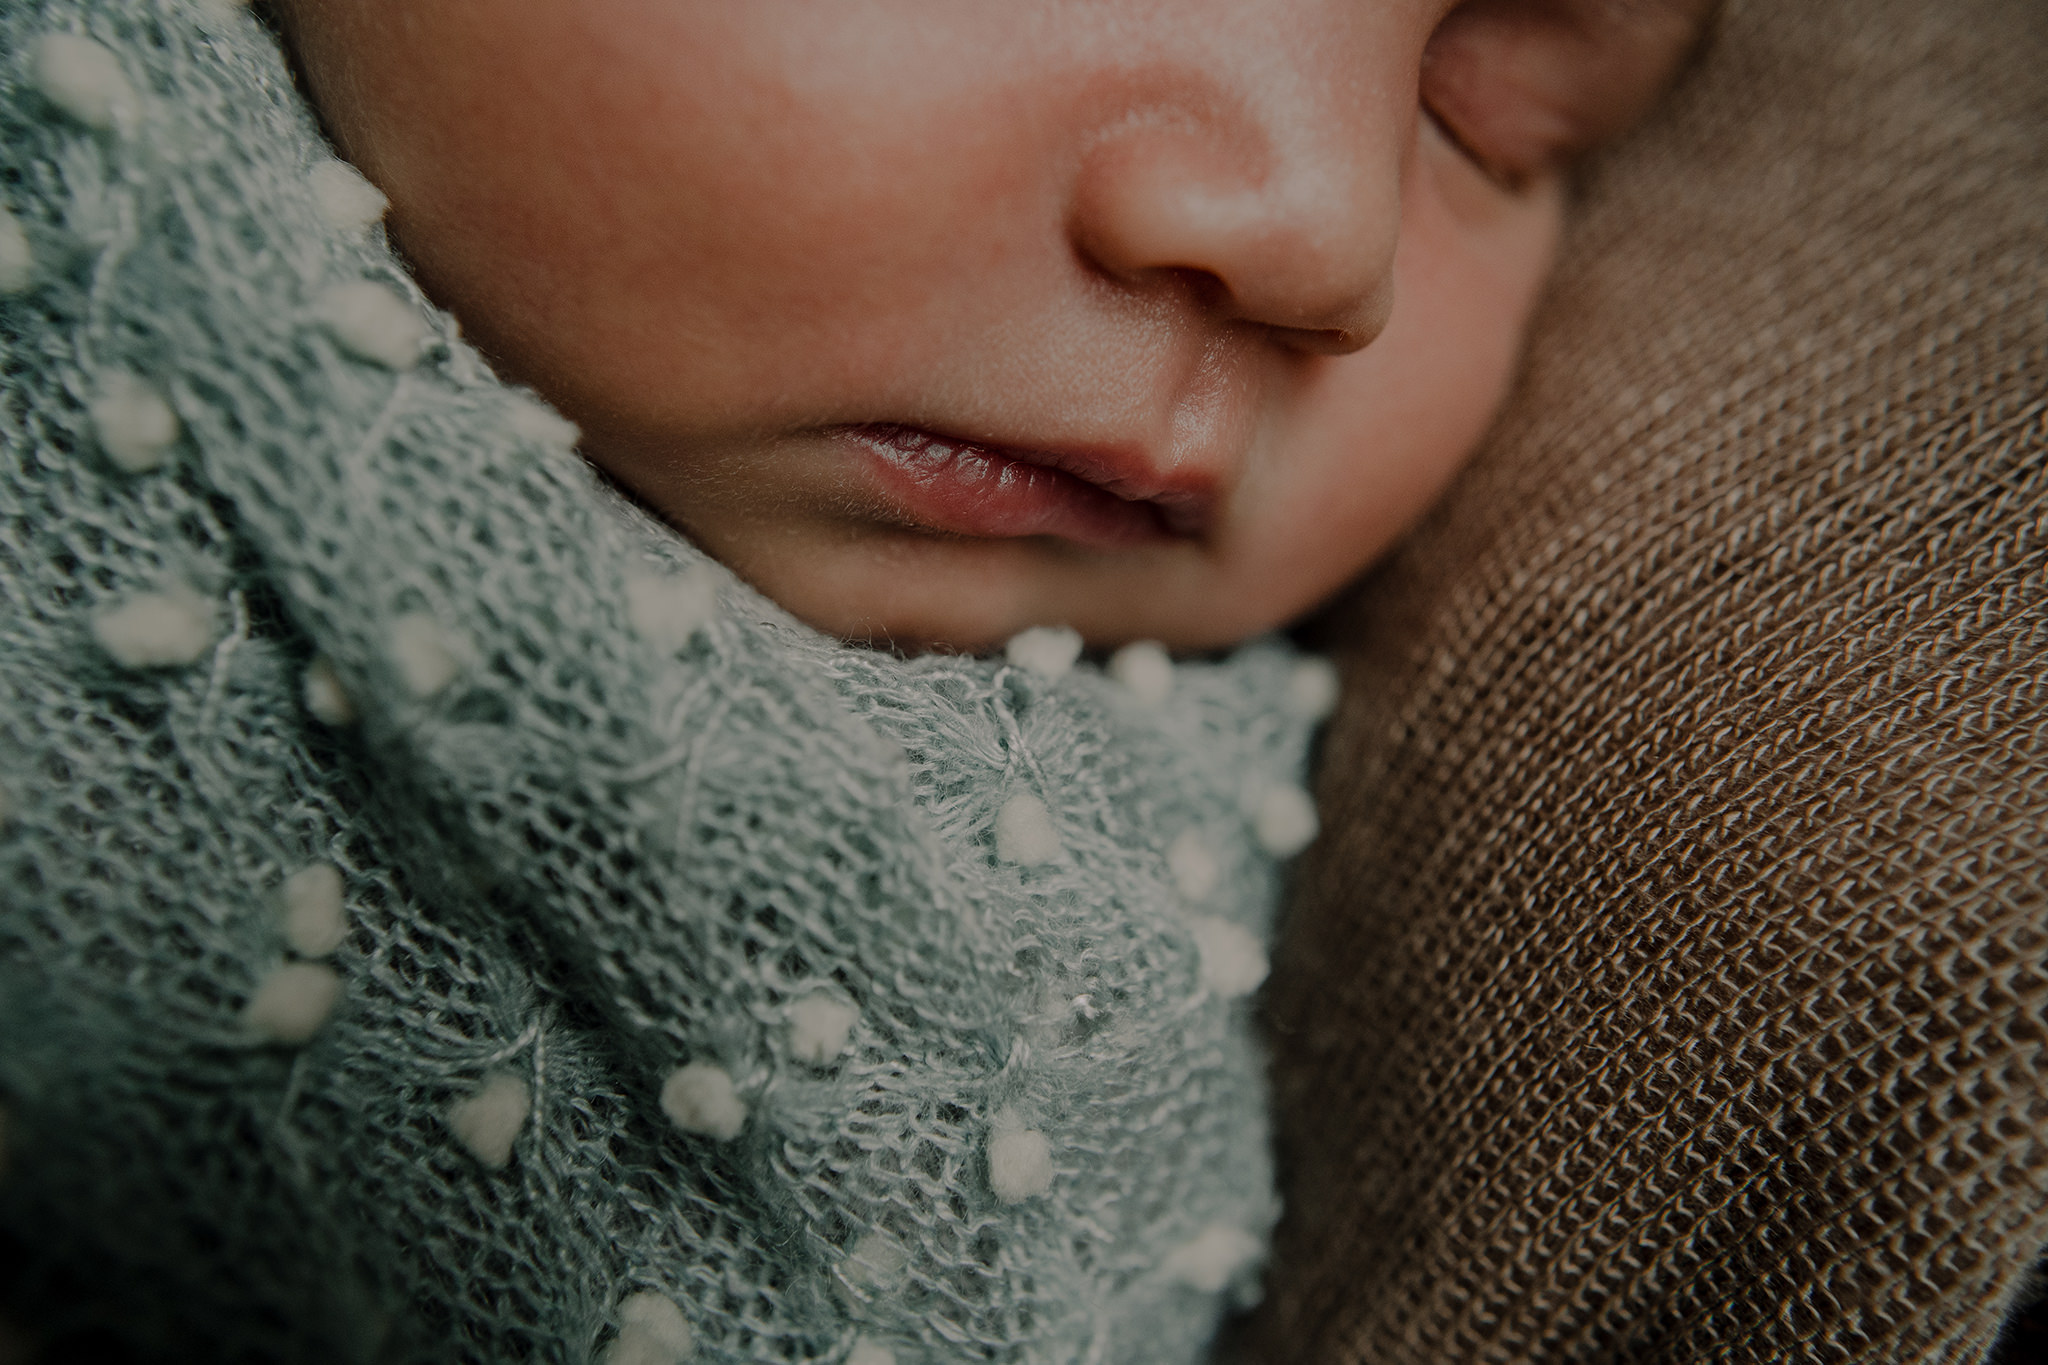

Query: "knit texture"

xmin=0 ymin=3 xmax=1325 ymax=1361
xmin=1246 ymin=0 xmax=2048 ymax=1360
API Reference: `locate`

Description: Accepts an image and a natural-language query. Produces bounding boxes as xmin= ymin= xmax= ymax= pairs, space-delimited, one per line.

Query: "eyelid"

xmin=1419 ymin=99 xmax=1531 ymax=193
xmin=1421 ymin=0 xmax=1719 ymax=181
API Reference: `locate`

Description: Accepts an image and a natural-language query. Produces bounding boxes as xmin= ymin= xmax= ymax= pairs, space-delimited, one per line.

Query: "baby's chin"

xmin=684 ymin=516 xmax=1327 ymax=654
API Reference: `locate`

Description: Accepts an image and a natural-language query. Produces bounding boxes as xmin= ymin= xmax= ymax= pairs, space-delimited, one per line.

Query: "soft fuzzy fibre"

xmin=0 ymin=3 xmax=1326 ymax=1360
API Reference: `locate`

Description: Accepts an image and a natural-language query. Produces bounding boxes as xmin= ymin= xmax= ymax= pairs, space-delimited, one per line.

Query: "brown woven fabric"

xmin=1246 ymin=1 xmax=2048 ymax=1362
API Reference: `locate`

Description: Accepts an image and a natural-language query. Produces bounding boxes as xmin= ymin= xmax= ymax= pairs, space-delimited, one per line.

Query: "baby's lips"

xmin=842 ymin=422 xmax=1212 ymax=546
xmin=1005 ymin=433 xmax=1223 ymax=534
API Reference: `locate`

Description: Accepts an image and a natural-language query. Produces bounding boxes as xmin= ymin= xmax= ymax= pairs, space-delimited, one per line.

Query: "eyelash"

xmin=1418 ymin=0 xmax=1717 ymax=188
xmin=1421 ymin=99 xmax=1530 ymax=192
xmin=1417 ymin=8 xmax=1552 ymax=191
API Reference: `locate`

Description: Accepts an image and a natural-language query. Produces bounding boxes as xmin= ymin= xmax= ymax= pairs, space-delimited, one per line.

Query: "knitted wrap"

xmin=0 ymin=4 xmax=1327 ymax=1361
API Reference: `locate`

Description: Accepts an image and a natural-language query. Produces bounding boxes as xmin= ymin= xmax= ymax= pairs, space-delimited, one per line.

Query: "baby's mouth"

xmin=837 ymin=423 xmax=1209 ymax=548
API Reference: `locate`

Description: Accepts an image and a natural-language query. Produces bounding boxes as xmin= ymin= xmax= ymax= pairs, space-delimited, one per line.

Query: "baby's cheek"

xmin=1237 ymin=161 xmax=1563 ymax=611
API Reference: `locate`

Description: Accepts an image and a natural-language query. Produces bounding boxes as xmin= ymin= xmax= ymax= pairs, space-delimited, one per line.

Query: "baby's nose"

xmin=1068 ymin=83 xmax=1400 ymax=354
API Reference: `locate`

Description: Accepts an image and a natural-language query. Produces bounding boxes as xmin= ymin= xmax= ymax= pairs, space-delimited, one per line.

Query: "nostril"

xmin=1264 ymin=277 xmax=1395 ymax=356
xmin=1274 ymin=324 xmax=1371 ymax=356
xmin=1080 ymin=262 xmax=1389 ymax=358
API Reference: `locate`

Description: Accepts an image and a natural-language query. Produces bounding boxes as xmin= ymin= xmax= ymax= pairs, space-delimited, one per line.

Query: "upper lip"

xmin=848 ymin=421 xmax=1219 ymax=536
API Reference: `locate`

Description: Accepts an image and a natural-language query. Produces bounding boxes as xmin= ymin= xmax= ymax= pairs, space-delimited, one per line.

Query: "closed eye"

xmin=1421 ymin=0 xmax=1721 ymax=184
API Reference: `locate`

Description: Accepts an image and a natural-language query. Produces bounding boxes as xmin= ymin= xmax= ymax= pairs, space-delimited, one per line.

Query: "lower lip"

xmin=836 ymin=425 xmax=1171 ymax=548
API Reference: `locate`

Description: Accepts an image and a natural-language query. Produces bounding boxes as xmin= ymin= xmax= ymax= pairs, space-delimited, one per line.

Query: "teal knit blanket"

xmin=0 ymin=3 xmax=1332 ymax=1361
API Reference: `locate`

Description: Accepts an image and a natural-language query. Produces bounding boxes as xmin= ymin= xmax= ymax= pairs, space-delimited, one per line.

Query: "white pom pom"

xmin=659 ymin=1062 xmax=746 ymax=1140
xmin=787 ymin=992 xmax=858 ymax=1065
xmin=1162 ymin=1224 xmax=1262 ymax=1293
xmin=1004 ymin=625 xmax=1082 ymax=679
xmin=838 ymin=1231 xmax=909 ymax=1291
xmin=387 ymin=611 xmax=465 ymax=698
xmin=309 ymin=158 xmax=388 ymax=233
xmin=626 ymin=568 xmax=718 ymax=651
xmin=280 ymin=862 xmax=348 ymax=958
xmin=1285 ymin=655 xmax=1341 ymax=722
xmin=1189 ymin=915 xmax=1268 ymax=999
xmin=92 ymin=584 xmax=215 ymax=668
xmin=1167 ymin=829 xmax=1220 ymax=903
xmin=302 ymin=655 xmax=356 ymax=725
xmin=90 ymin=370 xmax=179 ymax=473
xmin=846 ymin=1337 xmax=896 ymax=1365
xmin=0 ymin=210 xmax=33 ymax=294
xmin=602 ymin=1291 xmax=694 ymax=1365
xmin=447 ymin=1072 xmax=532 ymax=1169
xmin=33 ymin=34 xmax=137 ymax=131
xmin=1109 ymin=640 xmax=1174 ymax=706
xmin=1253 ymin=783 xmax=1319 ymax=858
xmin=508 ymin=396 xmax=580 ymax=451
xmin=987 ymin=1115 xmax=1053 ymax=1203
xmin=243 ymin=962 xmax=343 ymax=1044
xmin=318 ymin=281 xmax=428 ymax=369
xmin=994 ymin=793 xmax=1060 ymax=865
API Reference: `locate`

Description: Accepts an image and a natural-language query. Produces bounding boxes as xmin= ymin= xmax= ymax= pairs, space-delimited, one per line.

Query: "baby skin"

xmin=276 ymin=0 xmax=1713 ymax=651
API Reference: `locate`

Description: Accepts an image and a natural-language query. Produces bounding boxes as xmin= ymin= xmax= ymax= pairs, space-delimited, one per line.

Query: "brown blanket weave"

xmin=1246 ymin=0 xmax=2048 ymax=1361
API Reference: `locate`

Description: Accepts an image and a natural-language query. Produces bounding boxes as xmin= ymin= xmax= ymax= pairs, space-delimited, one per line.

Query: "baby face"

xmin=279 ymin=0 xmax=1709 ymax=650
